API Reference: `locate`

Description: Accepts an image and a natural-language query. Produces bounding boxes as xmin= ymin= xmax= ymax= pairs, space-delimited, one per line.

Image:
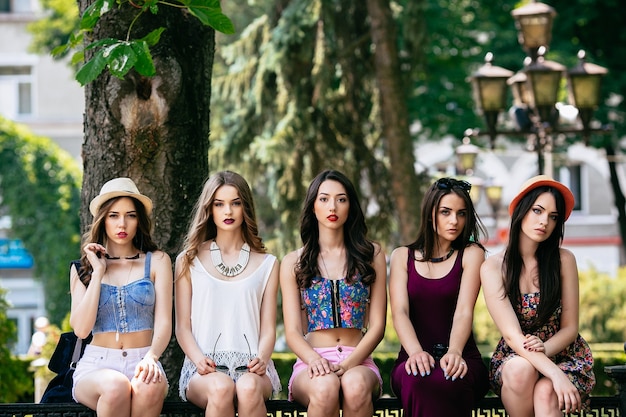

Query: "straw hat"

xmin=508 ymin=175 xmax=575 ymax=221
xmin=89 ymin=177 xmax=153 ymax=216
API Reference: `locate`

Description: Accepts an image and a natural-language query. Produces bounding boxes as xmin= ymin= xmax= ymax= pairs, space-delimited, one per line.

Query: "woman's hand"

xmin=405 ymin=350 xmax=435 ymax=377
xmin=523 ymin=334 xmax=545 ymax=353
xmin=307 ymin=357 xmax=336 ymax=378
xmin=134 ymin=356 xmax=163 ymax=383
xmin=247 ymin=357 xmax=267 ymax=376
xmin=552 ymin=372 xmax=582 ymax=413
xmin=83 ymin=243 xmax=106 ymax=274
xmin=441 ymin=351 xmax=467 ymax=381
xmin=195 ymin=356 xmax=216 ymax=375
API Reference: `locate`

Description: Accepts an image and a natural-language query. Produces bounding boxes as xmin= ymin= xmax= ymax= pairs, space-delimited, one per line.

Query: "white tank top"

xmin=189 ymin=253 xmax=276 ymax=357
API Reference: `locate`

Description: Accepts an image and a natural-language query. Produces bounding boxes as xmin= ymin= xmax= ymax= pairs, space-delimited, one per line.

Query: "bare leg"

xmin=130 ymin=376 xmax=168 ymax=417
xmin=340 ymin=366 xmax=379 ymax=417
xmin=74 ymin=369 xmax=132 ymax=417
xmin=291 ymin=371 xmax=341 ymax=417
xmin=186 ymin=372 xmax=236 ymax=417
xmin=500 ymin=357 xmax=539 ymax=417
xmin=533 ymin=377 xmax=562 ymax=417
xmin=235 ymin=373 xmax=273 ymax=417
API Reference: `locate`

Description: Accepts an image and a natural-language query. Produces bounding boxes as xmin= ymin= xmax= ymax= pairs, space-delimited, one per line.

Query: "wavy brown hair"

xmin=79 ymin=196 xmax=157 ymax=286
xmin=295 ymin=170 xmax=376 ymax=289
xmin=177 ymin=171 xmax=266 ymax=281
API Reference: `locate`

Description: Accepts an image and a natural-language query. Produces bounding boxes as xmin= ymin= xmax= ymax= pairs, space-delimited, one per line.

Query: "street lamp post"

xmin=466 ymin=0 xmax=610 ymax=178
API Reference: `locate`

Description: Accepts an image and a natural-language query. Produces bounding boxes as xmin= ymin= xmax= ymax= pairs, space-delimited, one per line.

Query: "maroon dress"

xmin=391 ymin=247 xmax=489 ymax=417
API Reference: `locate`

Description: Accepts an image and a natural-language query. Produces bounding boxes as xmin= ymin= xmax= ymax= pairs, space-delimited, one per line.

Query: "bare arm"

xmin=145 ymin=250 xmax=173 ymax=361
xmin=442 ymin=244 xmax=485 ymax=379
xmin=70 ymin=243 xmax=106 ymax=339
xmin=480 ymin=252 xmax=581 ymax=411
xmin=338 ymin=243 xmax=387 ymax=371
xmin=174 ymin=254 xmax=215 ymax=374
xmin=280 ymin=250 xmax=321 ymax=365
xmin=389 ymin=246 xmax=433 ymax=376
xmin=250 ymin=258 xmax=279 ymax=375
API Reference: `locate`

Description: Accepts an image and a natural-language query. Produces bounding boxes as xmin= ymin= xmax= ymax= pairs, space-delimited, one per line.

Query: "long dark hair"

xmin=504 ymin=185 xmax=566 ymax=330
xmin=79 ymin=196 xmax=158 ymax=286
xmin=295 ymin=170 xmax=375 ymax=289
xmin=408 ymin=178 xmax=486 ymax=259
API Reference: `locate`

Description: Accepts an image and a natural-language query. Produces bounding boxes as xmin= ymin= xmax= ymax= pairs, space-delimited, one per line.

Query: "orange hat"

xmin=508 ymin=175 xmax=575 ymax=221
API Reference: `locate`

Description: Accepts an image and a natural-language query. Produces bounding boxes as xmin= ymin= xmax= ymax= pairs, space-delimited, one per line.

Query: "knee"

xmin=534 ymin=378 xmax=558 ymax=408
xmin=501 ymin=359 xmax=538 ymax=394
xmin=235 ymin=375 xmax=264 ymax=403
xmin=307 ymin=377 xmax=341 ymax=406
xmin=101 ymin=378 xmax=132 ymax=405
xmin=341 ymin=373 xmax=374 ymax=406
xmin=132 ymin=379 xmax=167 ymax=402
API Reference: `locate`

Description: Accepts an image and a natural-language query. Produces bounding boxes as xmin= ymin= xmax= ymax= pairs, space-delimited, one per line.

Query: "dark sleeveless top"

xmin=395 ymin=247 xmax=481 ymax=360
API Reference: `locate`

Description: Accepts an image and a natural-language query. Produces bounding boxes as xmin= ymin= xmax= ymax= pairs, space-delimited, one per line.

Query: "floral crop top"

xmin=301 ymin=274 xmax=370 ymax=332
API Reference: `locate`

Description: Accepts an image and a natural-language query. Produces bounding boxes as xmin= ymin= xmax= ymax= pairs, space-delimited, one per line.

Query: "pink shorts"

xmin=288 ymin=345 xmax=383 ymax=401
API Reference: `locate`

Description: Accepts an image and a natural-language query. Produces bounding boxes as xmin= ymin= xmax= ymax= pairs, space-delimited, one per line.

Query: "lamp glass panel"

xmin=529 ymin=71 xmax=561 ymax=106
xmin=518 ymin=14 xmax=552 ymax=49
xmin=485 ymin=185 xmax=503 ymax=206
xmin=570 ymin=75 xmax=601 ymax=108
xmin=478 ymin=78 xmax=508 ymax=111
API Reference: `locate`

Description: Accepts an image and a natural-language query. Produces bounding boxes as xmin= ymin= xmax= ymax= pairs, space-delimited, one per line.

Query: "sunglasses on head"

xmin=212 ymin=333 xmax=252 ymax=375
xmin=435 ymin=178 xmax=472 ymax=192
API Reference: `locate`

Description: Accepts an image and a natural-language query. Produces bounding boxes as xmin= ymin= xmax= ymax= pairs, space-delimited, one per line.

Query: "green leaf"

xmin=75 ymin=49 xmax=108 ymax=85
xmin=70 ymin=50 xmax=84 ymax=66
xmin=104 ymin=42 xmax=138 ymax=78
xmin=130 ymin=41 xmax=156 ymax=76
xmin=138 ymin=27 xmax=165 ymax=47
xmin=80 ymin=0 xmax=114 ymax=30
xmin=183 ymin=0 xmax=234 ymax=34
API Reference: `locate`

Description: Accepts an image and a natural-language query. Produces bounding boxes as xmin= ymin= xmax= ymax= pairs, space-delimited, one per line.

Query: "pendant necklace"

xmin=210 ymin=241 xmax=251 ymax=277
xmin=429 ymin=248 xmax=455 ymax=263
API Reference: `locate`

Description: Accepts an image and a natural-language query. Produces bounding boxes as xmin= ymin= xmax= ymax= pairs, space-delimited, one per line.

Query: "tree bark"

xmin=366 ymin=0 xmax=422 ymax=245
xmin=604 ymin=143 xmax=626 ymax=263
xmin=76 ymin=1 xmax=214 ymax=399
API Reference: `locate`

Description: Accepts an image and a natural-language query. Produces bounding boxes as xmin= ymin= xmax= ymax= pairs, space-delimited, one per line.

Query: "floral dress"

xmin=489 ymin=292 xmax=595 ymax=408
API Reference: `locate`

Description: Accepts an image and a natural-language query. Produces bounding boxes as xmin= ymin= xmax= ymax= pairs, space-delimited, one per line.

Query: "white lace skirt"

xmin=178 ymin=351 xmax=282 ymax=401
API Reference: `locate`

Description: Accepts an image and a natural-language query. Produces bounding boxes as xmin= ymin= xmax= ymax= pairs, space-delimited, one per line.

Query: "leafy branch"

xmin=52 ymin=0 xmax=234 ymax=85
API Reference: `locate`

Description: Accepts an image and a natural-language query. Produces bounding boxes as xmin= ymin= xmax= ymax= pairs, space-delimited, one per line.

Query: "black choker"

xmin=105 ymin=253 xmax=140 ymax=260
xmin=429 ymin=249 xmax=454 ymax=263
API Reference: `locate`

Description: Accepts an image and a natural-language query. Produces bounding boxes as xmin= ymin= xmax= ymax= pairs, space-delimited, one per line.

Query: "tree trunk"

xmin=604 ymin=143 xmax=626 ymax=264
xmin=76 ymin=1 xmax=214 ymax=399
xmin=366 ymin=0 xmax=422 ymax=245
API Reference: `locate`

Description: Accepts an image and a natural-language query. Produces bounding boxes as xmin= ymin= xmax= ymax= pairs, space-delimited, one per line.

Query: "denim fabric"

xmin=93 ymin=252 xmax=155 ymax=334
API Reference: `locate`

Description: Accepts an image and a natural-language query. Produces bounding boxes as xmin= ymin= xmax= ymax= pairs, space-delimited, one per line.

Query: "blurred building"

xmin=0 ymin=0 xmax=83 ymax=353
xmin=416 ymin=137 xmax=623 ymax=276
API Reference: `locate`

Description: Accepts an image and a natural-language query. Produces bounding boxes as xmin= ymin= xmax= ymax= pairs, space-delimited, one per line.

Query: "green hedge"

xmin=270 ymin=346 xmax=626 ymax=400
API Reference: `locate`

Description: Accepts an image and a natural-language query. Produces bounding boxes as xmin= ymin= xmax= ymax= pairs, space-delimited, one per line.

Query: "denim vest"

xmin=92 ymin=252 xmax=155 ymax=334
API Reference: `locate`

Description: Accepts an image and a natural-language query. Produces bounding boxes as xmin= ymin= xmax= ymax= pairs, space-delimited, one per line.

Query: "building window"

xmin=0 ymin=66 xmax=33 ymax=117
xmin=0 ymin=0 xmax=33 ymax=12
xmin=555 ymin=164 xmax=582 ymax=212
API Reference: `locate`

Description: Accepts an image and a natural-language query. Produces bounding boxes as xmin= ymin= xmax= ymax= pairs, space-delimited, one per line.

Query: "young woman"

xmin=280 ymin=169 xmax=387 ymax=417
xmin=175 ymin=171 xmax=281 ymax=417
xmin=389 ymin=177 xmax=489 ymax=417
xmin=70 ymin=177 xmax=172 ymax=417
xmin=481 ymin=175 xmax=595 ymax=416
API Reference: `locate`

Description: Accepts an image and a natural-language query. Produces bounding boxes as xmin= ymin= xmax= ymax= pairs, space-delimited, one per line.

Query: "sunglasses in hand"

xmin=212 ymin=333 xmax=253 ymax=377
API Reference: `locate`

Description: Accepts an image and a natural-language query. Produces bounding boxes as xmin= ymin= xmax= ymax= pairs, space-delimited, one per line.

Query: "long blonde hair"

xmin=177 ymin=171 xmax=265 ymax=280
